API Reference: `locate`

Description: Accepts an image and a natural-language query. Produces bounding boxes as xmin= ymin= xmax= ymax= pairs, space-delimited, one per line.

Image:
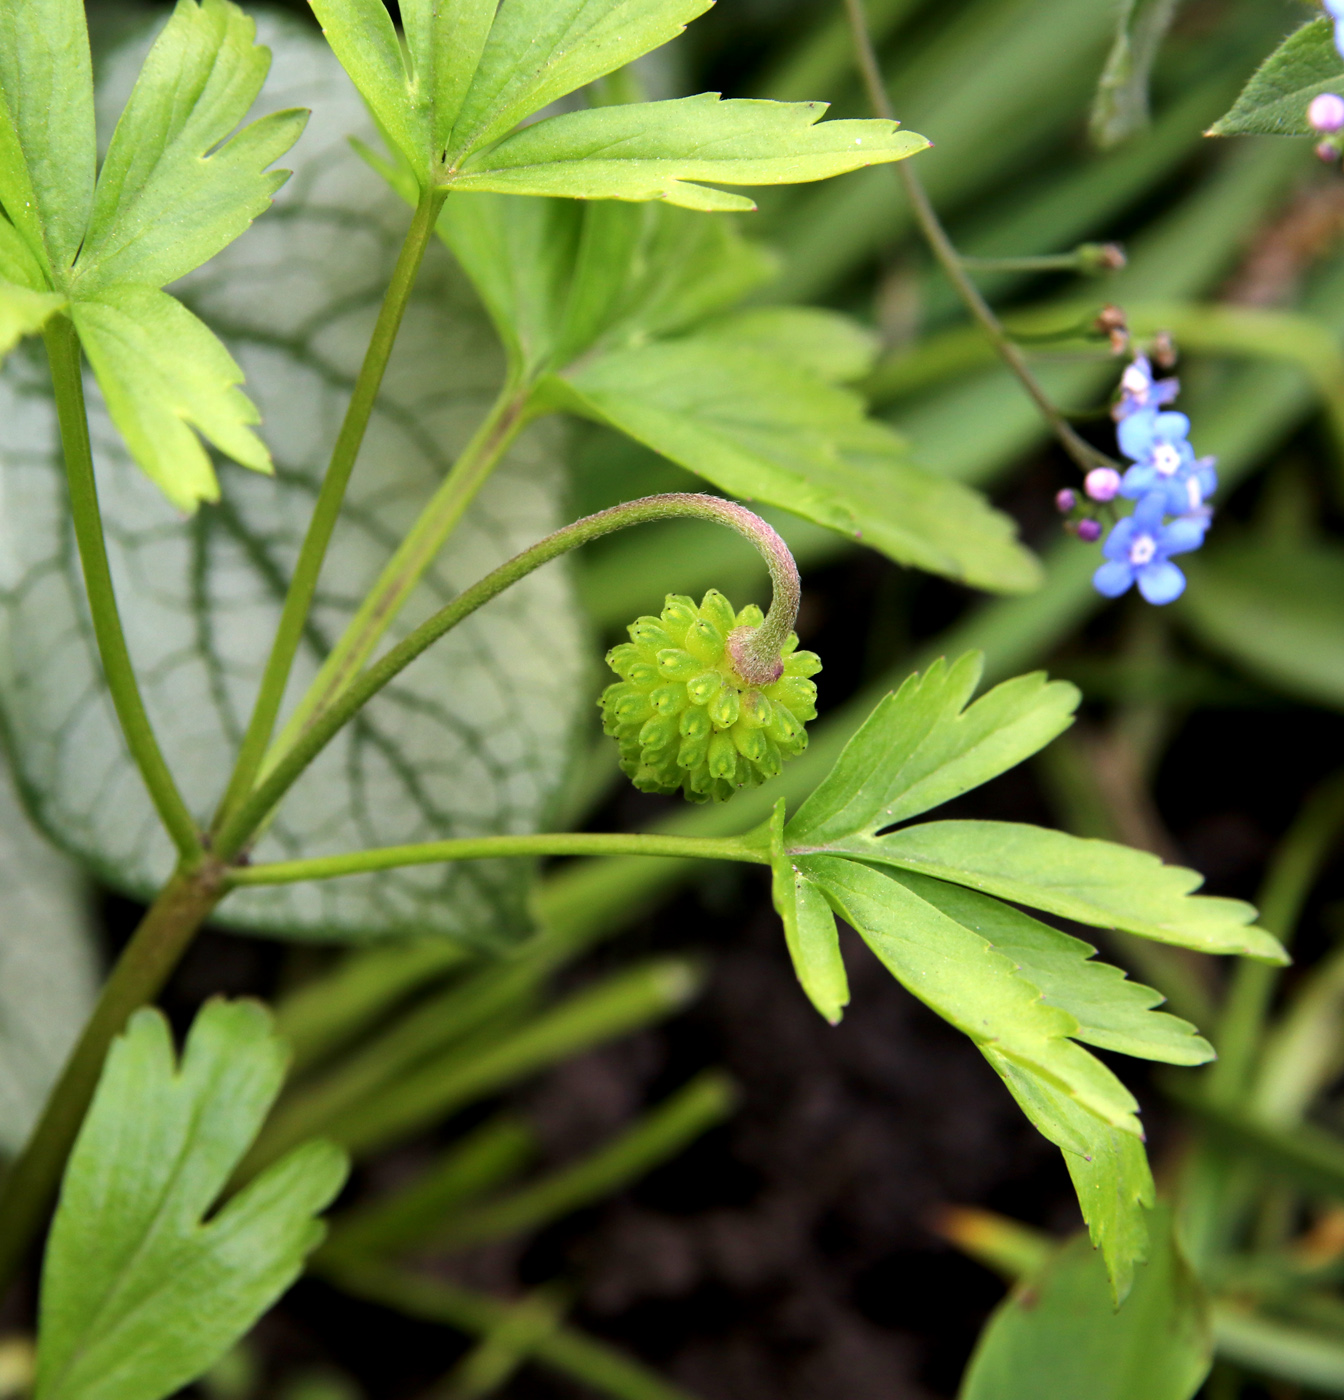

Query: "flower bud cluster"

xmin=601 ymin=590 xmax=820 ymax=803
xmin=1310 ymin=89 xmax=1344 ymax=163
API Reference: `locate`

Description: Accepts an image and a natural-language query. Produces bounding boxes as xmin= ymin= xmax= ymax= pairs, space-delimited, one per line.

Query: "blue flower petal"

xmin=1102 ymin=518 xmax=1137 ymax=561
xmin=1161 ymin=518 xmax=1207 ymax=556
xmin=1133 ymin=492 xmax=1167 ymax=530
xmin=1120 ymin=465 xmax=1157 ymax=499
xmin=1118 ymin=411 xmax=1157 ymax=460
xmin=1093 ymin=560 xmax=1135 ymax=597
xmin=1153 ymin=411 xmax=1191 ymax=443
xmin=1137 ymin=560 xmax=1186 ymax=605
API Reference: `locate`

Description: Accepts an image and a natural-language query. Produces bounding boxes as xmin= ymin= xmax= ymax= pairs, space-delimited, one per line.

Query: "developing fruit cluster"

xmin=601 ymin=590 xmax=821 ymax=803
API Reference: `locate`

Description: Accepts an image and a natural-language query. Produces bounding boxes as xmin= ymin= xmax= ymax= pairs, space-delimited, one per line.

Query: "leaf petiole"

xmin=213 ymin=493 xmax=801 ymax=861
xmin=42 ymin=317 xmax=202 ymax=859
xmin=227 ymin=831 xmax=769 ymax=887
xmin=261 ymin=376 xmax=533 ymax=774
xmin=214 ymin=184 xmax=448 ymax=830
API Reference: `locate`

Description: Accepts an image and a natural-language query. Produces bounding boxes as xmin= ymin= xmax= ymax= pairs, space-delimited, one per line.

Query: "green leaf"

xmin=0 ymin=758 xmax=96 ymax=1160
xmin=549 ymin=340 xmax=1042 ymax=594
xmin=0 ymin=281 xmax=65 ymax=359
xmin=449 ymin=94 xmax=929 ymax=209
xmin=767 ymin=799 xmax=848 ymax=1024
xmin=960 ymin=1207 xmax=1211 ymax=1400
xmin=1089 ymin=0 xmax=1183 ymax=149
xmin=400 ymin=0 xmax=495 ymax=156
xmin=445 ymin=0 xmax=714 ymax=161
xmin=0 ymin=216 xmax=49 ymax=291
xmin=70 ymin=284 xmax=271 ymax=511
xmin=36 ymin=1001 xmax=348 ymax=1400
xmin=0 ymin=19 xmax=588 ymax=946
xmin=820 ymin=820 xmax=1285 ymax=962
xmin=801 ymin=855 xmax=1142 ymax=1134
xmin=0 ymin=0 xmax=96 ymax=273
xmin=1181 ymin=541 xmax=1344 ymax=710
xmin=306 ymin=0 xmax=421 ymax=171
xmin=985 ymin=1052 xmax=1154 ymax=1301
xmin=787 ymin=656 xmax=1078 ymax=846
xmin=1208 ymin=18 xmax=1344 ymax=138
xmin=430 ymin=194 xmax=776 ymax=377
xmin=692 ymin=306 xmax=880 ymax=384
xmin=886 ymin=870 xmax=1213 ymax=1066
xmin=76 ymin=0 xmax=306 ymax=293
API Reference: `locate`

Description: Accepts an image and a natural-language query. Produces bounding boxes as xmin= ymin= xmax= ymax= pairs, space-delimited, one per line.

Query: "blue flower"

xmin=1117 ymin=409 xmax=1218 ymax=513
xmin=1327 ymin=0 xmax=1344 ymax=59
xmin=1093 ymin=493 xmax=1208 ymax=605
xmin=1113 ymin=355 xmax=1178 ymax=421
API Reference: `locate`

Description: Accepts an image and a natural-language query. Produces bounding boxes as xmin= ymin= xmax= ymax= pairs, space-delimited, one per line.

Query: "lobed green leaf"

xmin=76 ymin=0 xmax=306 ymax=293
xmin=1208 ymin=18 xmax=1344 ymax=137
xmin=70 ymin=284 xmax=271 ymax=511
xmin=887 ymin=870 xmax=1213 ymax=1066
xmin=819 ymin=819 xmax=1285 ymax=962
xmin=444 ymin=0 xmax=713 ymax=162
xmin=985 ymin=1051 xmax=1155 ymax=1302
xmin=550 ymin=341 xmax=1042 ymax=594
xmin=767 ymin=800 xmax=848 ymax=1024
xmin=960 ymin=1206 xmax=1210 ymax=1397
xmin=692 ymin=306 xmax=880 ymax=385
xmin=800 ymin=855 xmax=1142 ymax=1135
xmin=786 ymin=655 xmax=1078 ymax=846
xmin=448 ymin=94 xmax=929 ymax=209
xmin=36 ymin=1000 xmax=347 ymax=1400
xmin=0 ymin=0 xmax=95 ymax=274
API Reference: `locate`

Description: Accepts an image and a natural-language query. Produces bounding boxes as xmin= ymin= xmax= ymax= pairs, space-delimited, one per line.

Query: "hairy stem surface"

xmin=229 ymin=831 xmax=768 ymax=886
xmin=216 ymin=186 xmax=448 ymax=828
xmin=842 ymin=0 xmax=1118 ymax=474
xmin=214 ymin=494 xmax=800 ymax=859
xmin=43 ymin=318 xmax=202 ymax=858
xmin=263 ymin=380 xmax=531 ymax=777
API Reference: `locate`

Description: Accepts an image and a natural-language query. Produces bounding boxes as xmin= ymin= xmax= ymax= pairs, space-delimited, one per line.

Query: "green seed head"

xmin=600 ymin=590 xmax=820 ymax=803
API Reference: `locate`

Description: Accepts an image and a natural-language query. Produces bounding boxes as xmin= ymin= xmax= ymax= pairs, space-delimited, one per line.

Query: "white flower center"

xmin=1128 ymin=534 xmax=1157 ymax=566
xmin=1152 ymin=443 xmax=1182 ymax=476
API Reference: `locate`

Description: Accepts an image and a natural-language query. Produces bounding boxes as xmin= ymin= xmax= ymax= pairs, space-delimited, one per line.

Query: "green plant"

xmin=0 ymin=0 xmax=1332 ymax=1395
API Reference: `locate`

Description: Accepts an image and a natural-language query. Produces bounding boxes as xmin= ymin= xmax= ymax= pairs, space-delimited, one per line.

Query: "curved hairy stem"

xmin=214 ymin=493 xmax=800 ymax=859
xmin=261 ymin=379 xmax=532 ymax=780
xmin=842 ymin=0 xmax=1119 ymax=475
xmin=43 ymin=318 xmax=202 ymax=859
xmin=215 ymin=185 xmax=447 ymax=829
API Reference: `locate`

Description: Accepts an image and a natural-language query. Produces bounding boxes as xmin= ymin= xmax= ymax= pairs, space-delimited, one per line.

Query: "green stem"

xmin=841 ymin=0 xmax=1118 ymax=475
xmin=1209 ymin=770 xmax=1344 ymax=1104
xmin=229 ymin=831 xmax=767 ymax=886
xmin=213 ymin=493 xmax=800 ymax=860
xmin=214 ymin=185 xmax=447 ymax=829
xmin=959 ymin=243 xmax=1126 ymax=275
xmin=0 ymin=861 xmax=226 ymax=1293
xmin=43 ymin=318 xmax=201 ymax=859
xmin=259 ymin=380 xmax=530 ymax=780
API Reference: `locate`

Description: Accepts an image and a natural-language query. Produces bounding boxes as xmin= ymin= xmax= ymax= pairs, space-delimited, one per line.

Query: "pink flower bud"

xmin=1055 ymin=488 xmax=1077 ymax=513
xmin=1077 ymin=519 xmax=1101 ymax=544
xmin=1085 ymin=467 xmax=1122 ymax=502
xmin=1317 ymin=141 xmax=1340 ymax=165
xmin=1310 ymin=92 xmax=1344 ymax=132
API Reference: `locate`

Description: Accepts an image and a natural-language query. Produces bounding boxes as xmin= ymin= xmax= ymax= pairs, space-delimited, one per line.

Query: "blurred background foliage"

xmin=10 ymin=0 xmax=1344 ymax=1396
